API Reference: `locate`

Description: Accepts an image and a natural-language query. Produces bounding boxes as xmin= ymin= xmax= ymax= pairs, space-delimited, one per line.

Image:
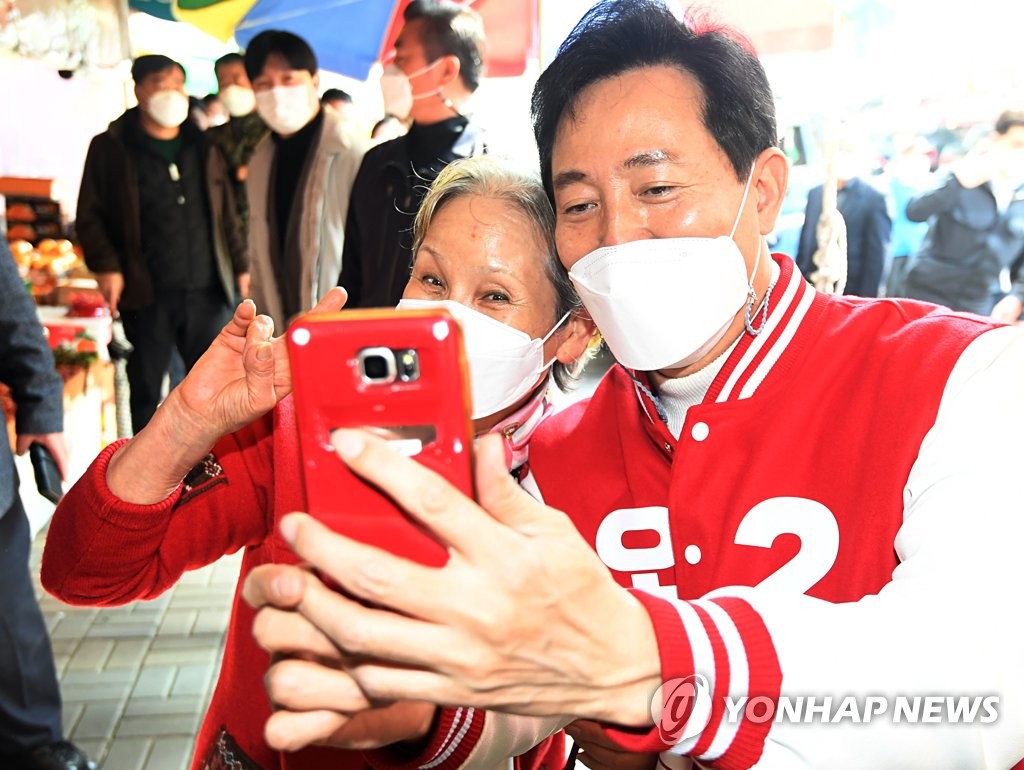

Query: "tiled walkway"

xmin=30 ymin=530 xmax=240 ymax=770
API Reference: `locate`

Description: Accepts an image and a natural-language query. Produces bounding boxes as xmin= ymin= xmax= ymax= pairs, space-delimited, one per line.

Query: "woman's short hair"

xmin=412 ymin=156 xmax=597 ymax=390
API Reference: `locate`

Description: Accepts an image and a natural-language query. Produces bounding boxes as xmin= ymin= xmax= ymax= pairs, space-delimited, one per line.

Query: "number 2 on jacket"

xmin=594 ymin=497 xmax=841 ymax=600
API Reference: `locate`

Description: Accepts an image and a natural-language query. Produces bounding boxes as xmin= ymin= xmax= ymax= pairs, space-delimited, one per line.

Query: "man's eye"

xmin=644 ymin=185 xmax=673 ymax=197
xmin=562 ymin=201 xmax=595 ymax=215
xmin=484 ymin=291 xmax=510 ymax=302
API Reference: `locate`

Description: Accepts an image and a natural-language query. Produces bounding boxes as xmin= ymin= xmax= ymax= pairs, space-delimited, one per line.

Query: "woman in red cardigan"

xmin=41 ymin=157 xmax=600 ymax=770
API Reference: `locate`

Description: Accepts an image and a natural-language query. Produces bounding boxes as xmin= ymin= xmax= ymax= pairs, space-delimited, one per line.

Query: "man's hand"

xmin=95 ymin=271 xmax=124 ymax=315
xmin=243 ymin=432 xmax=662 ymax=727
xmin=244 ymin=563 xmax=437 ymax=752
xmin=15 ymin=432 xmax=68 ymax=479
xmin=237 ymin=272 xmax=251 ymax=300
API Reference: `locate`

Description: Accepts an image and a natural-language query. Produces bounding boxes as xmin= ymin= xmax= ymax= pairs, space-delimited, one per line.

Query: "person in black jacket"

xmin=0 ymin=240 xmax=95 ymax=770
xmin=76 ymin=54 xmax=249 ymax=433
xmin=903 ymin=111 xmax=1024 ymax=318
xmin=339 ymin=0 xmax=486 ymax=308
xmin=796 ymin=153 xmax=892 ymax=298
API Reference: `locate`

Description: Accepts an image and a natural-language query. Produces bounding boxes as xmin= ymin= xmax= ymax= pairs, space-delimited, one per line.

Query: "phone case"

xmin=287 ymin=308 xmax=474 ymax=566
xmin=30 ymin=442 xmax=63 ymax=504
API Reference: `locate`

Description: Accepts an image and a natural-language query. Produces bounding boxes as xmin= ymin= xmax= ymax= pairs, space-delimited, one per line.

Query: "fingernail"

xmin=273 ymin=571 xmax=301 ymax=598
xmin=279 ymin=514 xmax=299 ymax=544
xmin=331 ymin=429 xmax=364 ymax=460
xmin=256 ymin=343 xmax=272 ymax=361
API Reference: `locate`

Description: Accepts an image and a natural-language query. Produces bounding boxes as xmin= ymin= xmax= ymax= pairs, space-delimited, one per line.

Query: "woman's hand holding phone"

xmin=106 ymin=289 xmax=347 ymax=505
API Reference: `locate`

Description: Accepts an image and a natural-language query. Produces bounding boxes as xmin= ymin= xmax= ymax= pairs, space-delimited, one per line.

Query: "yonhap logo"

xmin=654 ymin=675 xmax=714 ymax=744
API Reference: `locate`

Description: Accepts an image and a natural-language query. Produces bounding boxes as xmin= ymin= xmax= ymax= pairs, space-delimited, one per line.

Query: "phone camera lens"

xmin=358 ymin=347 xmax=397 ymax=383
xmin=364 ymin=355 xmax=389 ymax=380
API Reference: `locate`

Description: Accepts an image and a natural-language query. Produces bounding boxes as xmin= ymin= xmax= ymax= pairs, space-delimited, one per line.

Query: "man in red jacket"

xmin=243 ymin=1 xmax=1024 ymax=769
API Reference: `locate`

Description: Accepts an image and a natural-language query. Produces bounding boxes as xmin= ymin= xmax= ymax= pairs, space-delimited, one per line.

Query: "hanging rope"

xmin=809 ymin=173 xmax=848 ymax=295
xmin=809 ymin=3 xmax=848 ymax=296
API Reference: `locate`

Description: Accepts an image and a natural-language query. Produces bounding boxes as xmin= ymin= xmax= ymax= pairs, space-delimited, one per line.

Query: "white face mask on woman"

xmin=568 ymin=163 xmax=758 ymax=372
xmin=396 ymin=298 xmax=568 ymax=420
xmin=219 ymin=84 xmax=256 ymax=117
xmin=146 ymin=89 xmax=190 ymax=128
xmin=255 ymin=83 xmax=318 ymax=136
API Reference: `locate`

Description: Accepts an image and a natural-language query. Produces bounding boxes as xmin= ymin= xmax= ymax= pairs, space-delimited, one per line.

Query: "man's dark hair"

xmin=404 ymin=0 xmax=485 ymax=92
xmin=321 ymin=88 xmax=352 ymax=104
xmin=131 ymin=54 xmax=185 ymax=84
xmin=244 ymin=30 xmax=318 ymax=81
xmin=995 ymin=110 xmax=1024 ymax=135
xmin=214 ymin=52 xmax=245 ymax=77
xmin=531 ymin=0 xmax=777 ymax=199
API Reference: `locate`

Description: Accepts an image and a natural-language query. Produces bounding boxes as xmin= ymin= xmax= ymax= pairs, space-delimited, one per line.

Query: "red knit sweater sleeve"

xmin=41 ymin=416 xmax=275 ymax=606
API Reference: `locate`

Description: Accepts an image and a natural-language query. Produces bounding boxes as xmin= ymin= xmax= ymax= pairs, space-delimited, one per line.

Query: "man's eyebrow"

xmin=553 ymin=150 xmax=683 ymax=190
xmin=552 ymin=169 xmax=587 ymax=190
xmin=623 ymin=149 xmax=681 ymax=169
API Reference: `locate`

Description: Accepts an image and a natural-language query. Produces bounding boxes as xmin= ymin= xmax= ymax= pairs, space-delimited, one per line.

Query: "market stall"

xmin=2 ymin=176 xmax=118 ymax=494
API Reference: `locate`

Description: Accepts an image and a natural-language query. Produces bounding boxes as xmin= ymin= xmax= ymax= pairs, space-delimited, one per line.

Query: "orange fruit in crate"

xmin=9 ymin=239 xmax=33 ymax=256
xmin=8 ymin=239 xmax=35 ymax=268
xmin=36 ymin=238 xmax=72 ymax=254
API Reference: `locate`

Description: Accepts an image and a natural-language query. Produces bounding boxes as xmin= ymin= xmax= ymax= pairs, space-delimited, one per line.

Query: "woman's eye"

xmin=418 ymin=273 xmax=444 ymax=289
xmin=483 ymin=291 xmax=510 ymax=303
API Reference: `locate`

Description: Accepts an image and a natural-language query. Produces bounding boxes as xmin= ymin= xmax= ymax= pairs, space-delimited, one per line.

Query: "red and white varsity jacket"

xmin=496 ymin=256 xmax=1024 ymax=769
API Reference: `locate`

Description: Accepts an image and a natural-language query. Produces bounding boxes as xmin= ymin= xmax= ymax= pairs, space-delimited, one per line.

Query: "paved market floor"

xmin=31 ymin=532 xmax=240 ymax=770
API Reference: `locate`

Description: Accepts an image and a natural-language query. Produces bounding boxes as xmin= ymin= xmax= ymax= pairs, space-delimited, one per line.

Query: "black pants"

xmin=121 ymin=287 xmax=231 ymax=433
xmin=0 ymin=494 xmax=62 ymax=754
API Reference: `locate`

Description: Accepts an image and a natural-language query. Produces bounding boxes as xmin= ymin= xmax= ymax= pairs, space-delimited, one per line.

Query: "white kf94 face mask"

xmin=396 ymin=298 xmax=568 ymax=420
xmin=379 ymin=59 xmax=442 ymax=120
xmin=219 ymin=84 xmax=256 ymax=117
xmin=255 ymin=83 xmax=317 ymax=136
xmin=568 ymin=163 xmax=759 ymax=372
xmin=147 ymin=89 xmax=190 ymax=128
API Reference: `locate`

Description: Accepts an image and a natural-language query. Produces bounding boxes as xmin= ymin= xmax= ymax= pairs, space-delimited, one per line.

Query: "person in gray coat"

xmin=0 ymin=239 xmax=95 ymax=770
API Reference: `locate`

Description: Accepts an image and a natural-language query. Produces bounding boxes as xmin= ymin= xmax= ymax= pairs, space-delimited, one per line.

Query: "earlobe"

xmin=754 ymin=148 xmax=790 ymax=235
xmin=441 ymin=55 xmax=461 ymax=88
xmin=556 ymin=313 xmax=599 ymax=364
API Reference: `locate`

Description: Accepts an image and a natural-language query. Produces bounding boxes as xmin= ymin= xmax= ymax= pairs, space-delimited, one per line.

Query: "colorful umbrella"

xmin=128 ymin=0 xmax=538 ymax=80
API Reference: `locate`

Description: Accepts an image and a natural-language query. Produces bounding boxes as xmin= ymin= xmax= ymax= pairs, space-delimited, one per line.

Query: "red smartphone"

xmin=287 ymin=308 xmax=474 ymax=566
